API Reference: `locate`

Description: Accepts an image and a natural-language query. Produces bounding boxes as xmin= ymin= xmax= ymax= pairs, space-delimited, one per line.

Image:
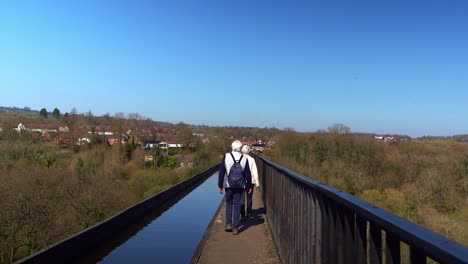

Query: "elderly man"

xmin=218 ymin=140 xmax=252 ymax=235
xmin=240 ymin=144 xmax=259 ymax=219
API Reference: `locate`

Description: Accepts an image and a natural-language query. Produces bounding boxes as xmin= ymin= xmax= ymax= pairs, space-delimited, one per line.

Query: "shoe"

xmin=225 ymin=224 xmax=232 ymax=232
xmin=240 ymin=215 xmax=246 ymax=222
xmin=247 ymin=212 xmax=252 ymax=218
xmin=232 ymin=229 xmax=239 ymax=235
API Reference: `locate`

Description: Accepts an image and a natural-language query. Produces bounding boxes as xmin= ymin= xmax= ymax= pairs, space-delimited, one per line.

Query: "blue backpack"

xmin=227 ymin=153 xmax=245 ymax=188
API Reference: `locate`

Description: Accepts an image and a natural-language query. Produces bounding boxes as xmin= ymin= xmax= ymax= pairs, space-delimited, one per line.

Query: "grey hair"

xmin=241 ymin=144 xmax=250 ymax=154
xmin=231 ymin=140 xmax=243 ymax=151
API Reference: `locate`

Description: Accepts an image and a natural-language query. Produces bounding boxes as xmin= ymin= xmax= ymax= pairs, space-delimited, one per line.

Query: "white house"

xmin=14 ymin=123 xmax=26 ymax=132
xmin=59 ymin=126 xmax=70 ymax=132
xmin=167 ymin=143 xmax=184 ymax=148
xmin=144 ymin=141 xmax=160 ymax=149
xmin=77 ymin=137 xmax=91 ymax=145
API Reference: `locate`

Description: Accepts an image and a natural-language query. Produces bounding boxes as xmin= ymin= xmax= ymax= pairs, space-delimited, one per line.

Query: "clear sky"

xmin=1 ymin=1 xmax=467 ymax=137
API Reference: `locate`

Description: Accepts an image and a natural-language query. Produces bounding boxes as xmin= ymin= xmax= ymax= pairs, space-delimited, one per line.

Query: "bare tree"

xmin=327 ymin=123 xmax=351 ymax=135
xmin=127 ymin=113 xmax=144 ymax=120
xmin=114 ymin=112 xmax=125 ymax=119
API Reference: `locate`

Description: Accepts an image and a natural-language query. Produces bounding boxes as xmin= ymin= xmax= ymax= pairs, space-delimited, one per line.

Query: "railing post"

xmin=370 ymin=223 xmax=383 ymax=264
xmin=305 ymin=189 xmax=313 ymax=263
xmin=299 ymin=184 xmax=306 ymax=264
xmin=386 ymin=231 xmax=400 ymax=264
xmin=410 ymin=246 xmax=426 ymax=264
xmin=356 ymin=215 xmax=367 ymax=264
xmin=335 ymin=205 xmax=345 ymax=264
xmin=319 ymin=195 xmax=330 ymax=264
xmin=343 ymin=209 xmax=356 ymax=263
xmin=313 ymin=191 xmax=322 ymax=263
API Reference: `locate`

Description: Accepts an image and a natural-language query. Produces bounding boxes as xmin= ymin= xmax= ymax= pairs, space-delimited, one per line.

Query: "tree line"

xmin=0 ymin=111 xmax=279 ymax=263
xmin=264 ymin=130 xmax=468 ymax=246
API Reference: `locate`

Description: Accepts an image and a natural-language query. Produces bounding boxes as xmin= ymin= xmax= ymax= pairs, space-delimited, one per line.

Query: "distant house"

xmin=384 ymin=136 xmax=397 ymax=143
xmin=241 ymin=136 xmax=256 ymax=145
xmin=55 ymin=137 xmax=72 ymax=146
xmin=90 ymin=126 xmax=114 ymax=136
xmin=144 ymin=141 xmax=160 ymax=149
xmin=252 ymin=143 xmax=266 ymax=153
xmin=77 ymin=137 xmax=91 ymax=145
xmin=59 ymin=126 xmax=70 ymax=132
xmin=107 ymin=138 xmax=121 ymax=146
xmin=37 ymin=124 xmax=58 ymax=133
xmin=158 ymin=142 xmax=184 ymax=149
xmin=144 ymin=155 xmax=154 ymax=162
xmin=193 ymin=131 xmax=205 ymax=137
xmin=106 ymin=134 xmax=129 ymax=146
xmin=41 ymin=131 xmax=52 ymax=140
xmin=167 ymin=143 xmax=184 ymax=148
xmin=14 ymin=123 xmax=27 ymax=132
xmin=375 ymin=135 xmax=400 ymax=143
xmin=16 ymin=123 xmax=58 ymax=133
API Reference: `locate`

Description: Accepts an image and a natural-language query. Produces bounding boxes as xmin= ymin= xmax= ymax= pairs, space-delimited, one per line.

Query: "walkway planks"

xmin=195 ymin=189 xmax=280 ymax=264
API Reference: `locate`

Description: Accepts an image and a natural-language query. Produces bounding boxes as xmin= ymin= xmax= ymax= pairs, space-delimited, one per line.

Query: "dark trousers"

xmin=240 ymin=189 xmax=253 ymax=217
xmin=225 ymin=188 xmax=243 ymax=229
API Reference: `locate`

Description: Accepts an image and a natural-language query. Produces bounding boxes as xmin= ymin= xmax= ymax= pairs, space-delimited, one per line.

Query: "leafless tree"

xmin=327 ymin=123 xmax=351 ymax=135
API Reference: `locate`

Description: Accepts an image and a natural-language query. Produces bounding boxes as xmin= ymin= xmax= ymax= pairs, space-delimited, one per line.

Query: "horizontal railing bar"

xmin=255 ymin=155 xmax=468 ymax=264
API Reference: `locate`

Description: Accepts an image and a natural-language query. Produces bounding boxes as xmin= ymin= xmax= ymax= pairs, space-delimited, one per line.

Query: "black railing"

xmin=254 ymin=155 xmax=468 ymax=264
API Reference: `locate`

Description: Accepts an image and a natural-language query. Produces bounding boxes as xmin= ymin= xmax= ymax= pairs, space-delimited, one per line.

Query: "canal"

xmin=76 ymin=172 xmax=222 ymax=264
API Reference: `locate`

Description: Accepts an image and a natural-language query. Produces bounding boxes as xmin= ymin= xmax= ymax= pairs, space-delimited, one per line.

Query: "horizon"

xmin=3 ymin=105 xmax=467 ymax=139
xmin=1 ymin=1 xmax=468 ymax=138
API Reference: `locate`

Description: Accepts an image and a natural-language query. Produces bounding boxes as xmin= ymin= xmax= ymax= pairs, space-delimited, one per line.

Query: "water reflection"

xmin=77 ymin=172 xmax=222 ymax=264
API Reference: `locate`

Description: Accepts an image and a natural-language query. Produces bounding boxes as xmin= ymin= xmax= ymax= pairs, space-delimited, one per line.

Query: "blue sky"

xmin=1 ymin=1 xmax=467 ymax=137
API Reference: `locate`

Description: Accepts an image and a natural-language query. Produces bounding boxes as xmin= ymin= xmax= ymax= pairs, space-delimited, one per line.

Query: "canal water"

xmin=78 ymin=172 xmax=223 ymax=264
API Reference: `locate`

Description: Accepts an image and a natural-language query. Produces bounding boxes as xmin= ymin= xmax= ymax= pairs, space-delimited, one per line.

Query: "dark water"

xmin=82 ymin=172 xmax=222 ymax=264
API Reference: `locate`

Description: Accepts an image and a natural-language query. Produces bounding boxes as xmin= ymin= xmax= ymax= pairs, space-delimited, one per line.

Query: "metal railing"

xmin=254 ymin=155 xmax=468 ymax=264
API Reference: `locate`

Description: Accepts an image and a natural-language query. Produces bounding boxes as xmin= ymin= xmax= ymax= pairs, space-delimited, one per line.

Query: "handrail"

xmin=254 ymin=154 xmax=468 ymax=264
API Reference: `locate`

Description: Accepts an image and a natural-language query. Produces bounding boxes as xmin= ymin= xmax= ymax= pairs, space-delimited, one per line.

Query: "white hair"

xmin=241 ymin=145 xmax=250 ymax=154
xmin=231 ymin=140 xmax=243 ymax=151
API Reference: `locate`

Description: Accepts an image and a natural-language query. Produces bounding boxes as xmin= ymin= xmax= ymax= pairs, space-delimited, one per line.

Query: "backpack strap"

xmin=229 ymin=153 xmax=243 ymax=163
xmin=230 ymin=152 xmax=236 ymax=162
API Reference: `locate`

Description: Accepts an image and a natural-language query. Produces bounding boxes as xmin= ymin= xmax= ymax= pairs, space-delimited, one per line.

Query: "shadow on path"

xmin=239 ymin=207 xmax=266 ymax=233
